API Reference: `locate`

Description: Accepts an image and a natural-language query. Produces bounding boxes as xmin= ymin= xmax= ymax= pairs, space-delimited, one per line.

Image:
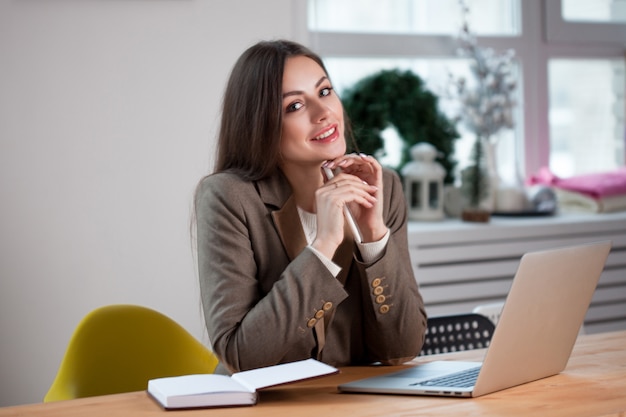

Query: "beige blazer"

xmin=195 ymin=168 xmax=427 ymax=373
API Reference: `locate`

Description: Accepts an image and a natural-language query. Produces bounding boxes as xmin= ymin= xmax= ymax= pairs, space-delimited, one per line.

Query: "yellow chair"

xmin=44 ymin=304 xmax=219 ymax=402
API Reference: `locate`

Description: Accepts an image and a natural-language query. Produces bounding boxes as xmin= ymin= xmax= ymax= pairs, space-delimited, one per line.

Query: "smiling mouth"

xmin=313 ymin=126 xmax=336 ymax=141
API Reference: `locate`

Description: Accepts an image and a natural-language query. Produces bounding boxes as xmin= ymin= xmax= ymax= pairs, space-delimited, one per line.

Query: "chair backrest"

xmin=44 ymin=304 xmax=219 ymax=402
xmin=419 ymin=313 xmax=496 ymax=356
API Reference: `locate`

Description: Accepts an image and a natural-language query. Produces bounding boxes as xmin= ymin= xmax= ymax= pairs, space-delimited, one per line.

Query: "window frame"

xmin=301 ymin=0 xmax=626 ymax=178
xmin=546 ymin=0 xmax=626 ymax=44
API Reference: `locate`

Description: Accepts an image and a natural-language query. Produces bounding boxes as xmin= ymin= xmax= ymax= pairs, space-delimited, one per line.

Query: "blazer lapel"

xmin=272 ymin=197 xmax=355 ymax=286
xmin=333 ymin=223 xmax=355 ymax=286
xmin=271 ymin=196 xmax=308 ymax=261
xmin=259 ymin=170 xmax=355 ymax=277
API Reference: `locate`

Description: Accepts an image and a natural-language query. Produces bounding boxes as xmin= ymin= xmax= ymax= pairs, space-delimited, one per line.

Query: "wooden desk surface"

xmin=2 ymin=331 xmax=625 ymax=417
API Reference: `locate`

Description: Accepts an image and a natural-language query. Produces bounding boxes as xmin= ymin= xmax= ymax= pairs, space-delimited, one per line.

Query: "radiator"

xmin=408 ymin=212 xmax=626 ymax=334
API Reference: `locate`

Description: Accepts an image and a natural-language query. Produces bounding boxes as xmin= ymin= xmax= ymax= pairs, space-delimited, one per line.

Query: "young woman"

xmin=195 ymin=40 xmax=427 ymax=374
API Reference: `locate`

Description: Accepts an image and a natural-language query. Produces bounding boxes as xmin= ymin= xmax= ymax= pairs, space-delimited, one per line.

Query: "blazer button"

xmin=323 ymin=301 xmax=333 ymax=311
xmin=373 ymin=286 xmax=384 ymax=296
xmin=379 ymin=304 xmax=390 ymax=314
xmin=375 ymin=294 xmax=386 ymax=304
xmin=371 ymin=278 xmax=382 ymax=288
xmin=307 ymin=318 xmax=317 ymax=328
xmin=315 ymin=310 xmax=325 ymax=319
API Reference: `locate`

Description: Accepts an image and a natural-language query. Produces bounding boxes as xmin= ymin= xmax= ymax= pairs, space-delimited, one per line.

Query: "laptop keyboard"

xmin=416 ymin=366 xmax=481 ymax=388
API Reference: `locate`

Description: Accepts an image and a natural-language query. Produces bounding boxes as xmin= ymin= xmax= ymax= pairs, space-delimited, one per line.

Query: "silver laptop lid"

xmin=473 ymin=240 xmax=611 ymax=397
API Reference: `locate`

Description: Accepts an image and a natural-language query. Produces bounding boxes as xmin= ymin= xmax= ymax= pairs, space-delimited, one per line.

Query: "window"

xmin=308 ymin=0 xmax=519 ymax=35
xmin=549 ymin=59 xmax=625 ymax=176
xmin=305 ymin=0 xmax=625 ymax=181
xmin=562 ymin=0 xmax=626 ymax=23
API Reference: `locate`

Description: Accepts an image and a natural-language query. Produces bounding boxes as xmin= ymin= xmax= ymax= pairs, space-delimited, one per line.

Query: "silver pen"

xmin=323 ymin=166 xmax=363 ymax=244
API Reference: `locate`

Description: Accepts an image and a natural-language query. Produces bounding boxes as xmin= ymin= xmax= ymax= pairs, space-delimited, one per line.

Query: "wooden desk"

xmin=2 ymin=331 xmax=625 ymax=417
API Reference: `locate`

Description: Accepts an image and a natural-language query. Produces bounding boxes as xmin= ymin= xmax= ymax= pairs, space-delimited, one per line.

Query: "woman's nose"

xmin=311 ymin=99 xmax=331 ymax=123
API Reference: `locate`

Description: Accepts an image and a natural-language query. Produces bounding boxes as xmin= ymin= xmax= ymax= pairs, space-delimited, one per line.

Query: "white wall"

xmin=0 ymin=0 xmax=299 ymax=407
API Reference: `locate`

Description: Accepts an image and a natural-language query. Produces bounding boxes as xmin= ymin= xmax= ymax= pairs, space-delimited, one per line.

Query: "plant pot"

xmin=461 ymin=208 xmax=491 ymax=223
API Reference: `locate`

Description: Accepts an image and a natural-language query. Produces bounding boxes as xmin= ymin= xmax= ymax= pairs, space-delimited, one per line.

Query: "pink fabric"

xmin=528 ymin=167 xmax=626 ymax=199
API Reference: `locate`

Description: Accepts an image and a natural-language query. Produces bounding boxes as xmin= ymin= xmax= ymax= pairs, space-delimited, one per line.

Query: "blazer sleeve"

xmin=357 ymin=169 xmax=428 ymax=364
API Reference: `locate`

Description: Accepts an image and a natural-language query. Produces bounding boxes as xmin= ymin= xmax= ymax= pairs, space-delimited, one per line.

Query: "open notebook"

xmin=149 ymin=358 xmax=338 ymax=409
xmin=339 ymin=241 xmax=611 ymax=398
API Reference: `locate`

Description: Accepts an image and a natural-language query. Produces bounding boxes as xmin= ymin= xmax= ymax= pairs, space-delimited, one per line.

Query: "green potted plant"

xmin=341 ymin=69 xmax=459 ymax=185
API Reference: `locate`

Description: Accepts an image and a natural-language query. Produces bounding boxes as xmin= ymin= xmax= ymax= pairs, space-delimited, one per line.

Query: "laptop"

xmin=339 ymin=240 xmax=612 ymax=398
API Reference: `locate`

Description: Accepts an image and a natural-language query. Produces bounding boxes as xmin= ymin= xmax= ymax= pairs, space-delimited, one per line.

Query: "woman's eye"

xmin=320 ymin=87 xmax=333 ymax=97
xmin=286 ymin=102 xmax=303 ymax=113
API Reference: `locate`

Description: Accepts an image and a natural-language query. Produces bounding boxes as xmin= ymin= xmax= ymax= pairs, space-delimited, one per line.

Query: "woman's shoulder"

xmin=198 ymin=171 xmax=248 ymax=187
xmin=382 ymin=167 xmax=402 ymax=187
xmin=382 ymin=167 xmax=400 ymax=179
xmin=195 ymin=172 xmax=255 ymax=203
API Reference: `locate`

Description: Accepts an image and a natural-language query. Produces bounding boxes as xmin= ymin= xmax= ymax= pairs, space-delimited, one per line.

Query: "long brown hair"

xmin=213 ymin=40 xmax=352 ymax=181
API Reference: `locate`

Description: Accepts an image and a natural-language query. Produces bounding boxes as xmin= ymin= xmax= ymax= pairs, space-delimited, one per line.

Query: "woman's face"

xmin=279 ymin=56 xmax=346 ymax=170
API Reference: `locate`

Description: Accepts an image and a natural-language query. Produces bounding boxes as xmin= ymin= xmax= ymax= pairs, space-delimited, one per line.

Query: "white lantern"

xmin=401 ymin=143 xmax=446 ymax=221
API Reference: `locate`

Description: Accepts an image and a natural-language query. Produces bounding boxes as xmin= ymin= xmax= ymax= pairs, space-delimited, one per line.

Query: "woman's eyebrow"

xmin=282 ymin=76 xmax=329 ymax=98
xmin=315 ymin=75 xmax=328 ymax=87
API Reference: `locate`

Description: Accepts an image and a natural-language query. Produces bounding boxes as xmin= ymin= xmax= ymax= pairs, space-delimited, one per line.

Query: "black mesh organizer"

xmin=419 ymin=313 xmax=496 ymax=356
